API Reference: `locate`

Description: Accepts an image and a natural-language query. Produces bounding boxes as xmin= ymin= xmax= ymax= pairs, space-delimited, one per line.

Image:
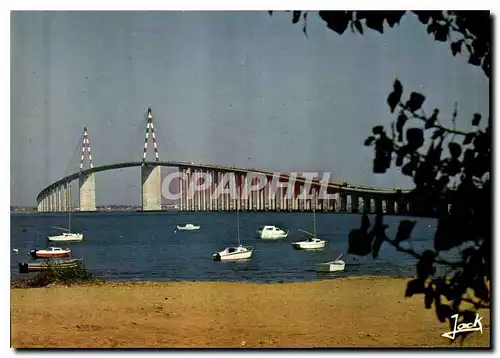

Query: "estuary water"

xmin=10 ymin=211 xmax=458 ymax=283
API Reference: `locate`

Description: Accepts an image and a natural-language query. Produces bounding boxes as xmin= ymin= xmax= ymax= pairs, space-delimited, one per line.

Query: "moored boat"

xmin=48 ymin=232 xmax=83 ymax=243
xmin=213 ymin=210 xmax=253 ymax=261
xmin=256 ymin=225 xmax=288 ymax=240
xmin=316 ymin=254 xmax=346 ymax=272
xmin=30 ymin=247 xmax=71 ymax=259
xmin=213 ymin=245 xmax=253 ymax=261
xmin=18 ymin=258 xmax=82 ymax=273
xmin=47 ymin=209 xmax=83 ymax=242
xmin=177 ymin=224 xmax=200 ymax=231
xmin=292 ymin=237 xmax=326 ymax=250
xmin=292 ymin=210 xmax=326 ymax=250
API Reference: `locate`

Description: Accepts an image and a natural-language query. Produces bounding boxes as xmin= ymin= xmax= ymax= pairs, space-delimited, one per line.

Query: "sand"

xmin=10 ymin=276 xmax=490 ymax=348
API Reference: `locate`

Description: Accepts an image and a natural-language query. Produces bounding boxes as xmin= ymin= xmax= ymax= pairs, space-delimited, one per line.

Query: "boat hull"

xmin=30 ymin=251 xmax=71 ymax=259
xmin=259 ymin=234 xmax=288 ymax=240
xmin=18 ymin=259 xmax=82 ymax=273
xmin=316 ymin=261 xmax=345 ymax=272
xmin=213 ymin=248 xmax=253 ymax=261
xmin=292 ymin=241 xmax=325 ymax=250
xmin=47 ymin=234 xmax=83 ymax=242
xmin=177 ymin=226 xmax=200 ymax=231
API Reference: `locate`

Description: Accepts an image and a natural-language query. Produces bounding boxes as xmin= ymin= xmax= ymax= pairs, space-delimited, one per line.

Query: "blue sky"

xmin=10 ymin=11 xmax=489 ymax=206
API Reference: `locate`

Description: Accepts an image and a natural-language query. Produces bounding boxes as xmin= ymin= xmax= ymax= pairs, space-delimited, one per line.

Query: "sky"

xmin=10 ymin=11 xmax=489 ymax=206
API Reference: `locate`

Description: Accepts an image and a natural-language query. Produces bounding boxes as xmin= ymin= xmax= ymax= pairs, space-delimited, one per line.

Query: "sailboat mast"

xmin=237 ymin=209 xmax=241 ymax=246
xmin=312 ymin=209 xmax=317 ymax=237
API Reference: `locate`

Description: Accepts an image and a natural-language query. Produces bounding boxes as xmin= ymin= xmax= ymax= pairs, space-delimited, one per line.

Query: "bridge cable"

xmin=131 ymin=112 xmax=149 ymax=162
xmin=63 ymin=130 xmax=85 ymax=178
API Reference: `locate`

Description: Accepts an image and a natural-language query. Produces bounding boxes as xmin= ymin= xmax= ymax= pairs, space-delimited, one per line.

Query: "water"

xmin=10 ymin=212 xmax=457 ymax=283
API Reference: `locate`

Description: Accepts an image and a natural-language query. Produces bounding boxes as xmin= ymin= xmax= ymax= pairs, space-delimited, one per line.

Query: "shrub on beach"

xmin=11 ymin=262 xmax=102 ymax=288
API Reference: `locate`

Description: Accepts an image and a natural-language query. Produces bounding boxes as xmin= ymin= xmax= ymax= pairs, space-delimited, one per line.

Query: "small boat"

xmin=30 ymin=247 xmax=71 ymax=259
xmin=292 ymin=237 xmax=326 ymax=250
xmin=177 ymin=224 xmax=200 ymax=231
xmin=213 ymin=245 xmax=253 ymax=261
xmin=12 ymin=248 xmax=19 ymax=254
xmin=47 ymin=209 xmax=83 ymax=242
xmin=292 ymin=210 xmax=326 ymax=250
xmin=256 ymin=225 xmax=289 ymax=240
xmin=18 ymin=258 xmax=82 ymax=273
xmin=48 ymin=232 xmax=83 ymax=243
xmin=316 ymin=254 xmax=346 ymax=272
xmin=213 ymin=210 xmax=253 ymax=261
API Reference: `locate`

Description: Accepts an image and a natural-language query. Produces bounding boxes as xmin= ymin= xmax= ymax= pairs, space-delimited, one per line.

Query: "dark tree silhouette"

xmin=272 ymin=10 xmax=491 ymax=337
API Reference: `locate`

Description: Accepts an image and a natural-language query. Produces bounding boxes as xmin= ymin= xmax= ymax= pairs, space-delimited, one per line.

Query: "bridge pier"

xmin=141 ymin=165 xmax=161 ymax=211
xmin=350 ymin=194 xmax=359 ymax=213
xmin=79 ymin=173 xmax=96 ymax=211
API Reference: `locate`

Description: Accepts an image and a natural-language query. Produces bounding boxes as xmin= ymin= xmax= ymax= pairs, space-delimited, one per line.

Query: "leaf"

xmin=394 ymin=220 xmax=416 ymax=243
xmin=405 ymin=279 xmax=425 ymax=297
xmin=361 ymin=213 xmax=370 ymax=232
xmin=292 ymin=11 xmax=301 ymax=24
xmin=302 ymin=12 xmax=308 ymax=37
xmin=354 ymin=19 xmax=363 ymax=34
xmin=372 ymin=235 xmax=384 ymax=259
xmin=365 ymin=15 xmax=385 ymax=33
xmin=434 ymin=24 xmax=449 ymax=42
xmin=463 ymin=132 xmax=475 ymax=145
xmin=319 ymin=11 xmax=350 ymax=35
xmin=401 ymin=162 xmax=414 ymax=177
xmin=372 ymin=125 xmax=384 ymax=135
xmin=396 ymin=113 xmax=408 ymax=134
xmin=468 ymin=53 xmax=482 ymax=66
xmin=417 ymin=251 xmax=436 ymax=280
xmin=385 ymin=11 xmax=405 ymax=27
xmin=406 ymin=128 xmax=425 ymax=149
xmin=472 ymin=113 xmax=481 ymax=126
xmin=424 ymin=287 xmax=434 ymax=309
xmin=448 ymin=142 xmax=462 ymax=159
xmin=431 ymin=128 xmax=445 ymax=140
xmin=364 ymin=136 xmax=376 ymax=146
xmin=413 ymin=11 xmax=432 ymax=25
xmin=347 ymin=229 xmax=374 ymax=256
xmin=451 ymin=40 xmax=463 ymax=56
xmin=406 ymin=92 xmax=426 ymax=112
xmin=387 ymin=80 xmax=403 ymax=113
xmin=435 ymin=303 xmax=453 ymax=323
xmin=395 ymin=152 xmax=404 ymax=166
xmin=425 ymin=109 xmax=439 ymax=129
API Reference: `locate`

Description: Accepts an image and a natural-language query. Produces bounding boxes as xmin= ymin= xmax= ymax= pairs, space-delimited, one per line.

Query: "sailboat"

xmin=292 ymin=209 xmax=325 ymax=250
xmin=316 ymin=253 xmax=346 ymax=272
xmin=213 ymin=210 xmax=253 ymax=261
xmin=47 ymin=208 xmax=83 ymax=243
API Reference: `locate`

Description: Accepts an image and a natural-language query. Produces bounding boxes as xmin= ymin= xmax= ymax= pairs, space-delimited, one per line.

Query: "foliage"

xmin=272 ymin=10 xmax=491 ymax=333
xmin=11 ymin=261 xmax=101 ymax=288
xmin=270 ymin=11 xmax=490 ymax=78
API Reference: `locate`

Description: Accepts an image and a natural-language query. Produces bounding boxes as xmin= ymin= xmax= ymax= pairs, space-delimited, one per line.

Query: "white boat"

xmin=316 ymin=254 xmax=346 ymax=272
xmin=47 ymin=209 xmax=83 ymax=242
xmin=177 ymin=224 xmax=200 ymax=231
xmin=256 ymin=225 xmax=289 ymax=240
xmin=213 ymin=210 xmax=253 ymax=261
xmin=292 ymin=210 xmax=326 ymax=250
xmin=48 ymin=232 xmax=83 ymax=243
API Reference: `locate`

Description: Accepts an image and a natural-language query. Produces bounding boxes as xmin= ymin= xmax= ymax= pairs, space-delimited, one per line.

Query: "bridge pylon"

xmin=79 ymin=126 xmax=96 ymax=211
xmin=141 ymin=106 xmax=161 ymax=211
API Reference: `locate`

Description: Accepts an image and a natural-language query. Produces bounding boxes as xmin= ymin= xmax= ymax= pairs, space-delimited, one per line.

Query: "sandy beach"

xmin=11 ymin=276 xmax=490 ymax=348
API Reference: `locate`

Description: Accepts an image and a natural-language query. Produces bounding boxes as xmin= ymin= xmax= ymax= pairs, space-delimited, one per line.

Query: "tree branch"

xmin=385 ymin=237 xmax=462 ymax=269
